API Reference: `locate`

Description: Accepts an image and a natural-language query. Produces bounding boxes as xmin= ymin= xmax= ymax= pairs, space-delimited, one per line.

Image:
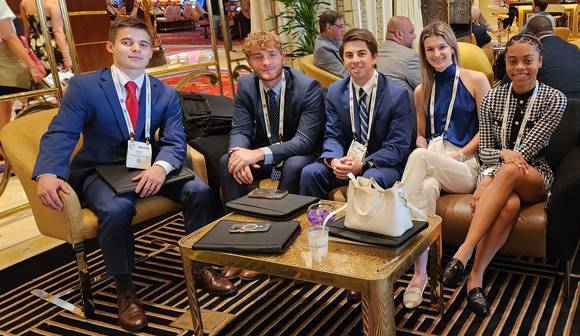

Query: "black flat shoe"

xmin=442 ymin=258 xmax=465 ymax=288
xmin=467 ymin=287 xmax=489 ymax=316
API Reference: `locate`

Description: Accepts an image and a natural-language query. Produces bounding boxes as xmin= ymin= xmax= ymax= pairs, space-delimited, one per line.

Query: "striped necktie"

xmin=359 ymin=88 xmax=369 ymax=144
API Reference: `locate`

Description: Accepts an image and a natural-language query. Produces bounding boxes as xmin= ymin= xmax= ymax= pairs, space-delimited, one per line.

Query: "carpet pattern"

xmin=0 ymin=213 xmax=577 ymax=335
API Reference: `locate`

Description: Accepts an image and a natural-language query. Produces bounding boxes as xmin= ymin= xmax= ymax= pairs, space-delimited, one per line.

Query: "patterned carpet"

xmin=0 ymin=213 xmax=578 ymax=335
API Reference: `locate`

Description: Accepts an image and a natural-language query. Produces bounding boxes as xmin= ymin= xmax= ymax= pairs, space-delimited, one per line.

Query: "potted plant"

xmin=269 ymin=0 xmax=331 ymax=59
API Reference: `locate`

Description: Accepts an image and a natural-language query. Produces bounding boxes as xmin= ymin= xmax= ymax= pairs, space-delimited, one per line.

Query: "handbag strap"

xmin=348 ymin=174 xmax=383 ymax=217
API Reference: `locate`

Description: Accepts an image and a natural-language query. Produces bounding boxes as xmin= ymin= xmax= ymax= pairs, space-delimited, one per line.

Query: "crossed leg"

xmin=452 ymin=163 xmax=546 ymax=286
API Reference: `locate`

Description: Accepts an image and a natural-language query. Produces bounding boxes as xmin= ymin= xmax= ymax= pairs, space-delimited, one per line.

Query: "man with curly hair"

xmin=219 ymin=31 xmax=325 ymax=280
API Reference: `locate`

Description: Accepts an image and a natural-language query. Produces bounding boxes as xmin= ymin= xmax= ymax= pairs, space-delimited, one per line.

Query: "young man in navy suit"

xmin=33 ymin=18 xmax=234 ymax=331
xmin=300 ymin=28 xmax=413 ymax=199
xmin=218 ymin=31 xmax=325 ymax=280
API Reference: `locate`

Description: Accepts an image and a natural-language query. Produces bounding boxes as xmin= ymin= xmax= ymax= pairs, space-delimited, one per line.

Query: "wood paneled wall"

xmin=65 ymin=0 xmax=112 ymax=72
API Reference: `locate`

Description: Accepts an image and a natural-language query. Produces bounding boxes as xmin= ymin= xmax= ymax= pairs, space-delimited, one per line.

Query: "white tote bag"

xmin=344 ymin=175 xmax=413 ymax=237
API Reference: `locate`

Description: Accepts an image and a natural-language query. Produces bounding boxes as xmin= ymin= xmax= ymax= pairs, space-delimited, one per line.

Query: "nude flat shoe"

xmin=403 ymin=277 xmax=428 ymax=309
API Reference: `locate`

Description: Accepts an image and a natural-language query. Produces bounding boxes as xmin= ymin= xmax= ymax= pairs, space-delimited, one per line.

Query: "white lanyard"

xmin=349 ymin=72 xmax=378 ymax=144
xmin=429 ymin=67 xmax=460 ymax=137
xmin=111 ymin=68 xmax=151 ymax=142
xmin=501 ymin=81 xmax=539 ymax=150
xmin=258 ymin=72 xmax=286 ymax=144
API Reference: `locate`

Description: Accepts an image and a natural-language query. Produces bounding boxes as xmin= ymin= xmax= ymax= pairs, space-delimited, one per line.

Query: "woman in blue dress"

xmin=401 ymin=21 xmax=491 ymax=309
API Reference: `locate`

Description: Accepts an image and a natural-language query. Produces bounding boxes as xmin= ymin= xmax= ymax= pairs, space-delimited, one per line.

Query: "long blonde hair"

xmin=418 ymin=21 xmax=461 ymax=109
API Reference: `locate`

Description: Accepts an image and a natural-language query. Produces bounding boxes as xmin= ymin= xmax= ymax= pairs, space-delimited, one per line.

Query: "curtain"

xmin=394 ymin=0 xmax=423 ymax=38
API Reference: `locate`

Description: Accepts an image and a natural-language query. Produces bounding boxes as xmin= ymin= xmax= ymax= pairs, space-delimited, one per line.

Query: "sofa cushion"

xmin=437 ymin=194 xmax=546 ymax=258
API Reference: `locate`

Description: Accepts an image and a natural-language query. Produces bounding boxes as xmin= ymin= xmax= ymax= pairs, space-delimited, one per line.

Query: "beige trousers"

xmin=401 ymin=148 xmax=478 ymax=214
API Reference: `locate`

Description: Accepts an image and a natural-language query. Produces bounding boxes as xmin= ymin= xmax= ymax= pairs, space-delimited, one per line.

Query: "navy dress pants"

xmin=299 ymin=161 xmax=401 ymax=199
xmin=80 ymin=172 xmax=214 ymax=276
xmin=219 ymin=153 xmax=317 ymax=206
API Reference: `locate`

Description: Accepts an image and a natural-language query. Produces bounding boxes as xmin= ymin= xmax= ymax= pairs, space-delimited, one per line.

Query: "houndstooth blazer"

xmin=478 ymin=82 xmax=567 ymax=191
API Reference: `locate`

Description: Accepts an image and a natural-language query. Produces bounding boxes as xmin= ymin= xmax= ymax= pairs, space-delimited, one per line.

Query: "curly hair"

xmin=242 ymin=31 xmax=283 ymax=58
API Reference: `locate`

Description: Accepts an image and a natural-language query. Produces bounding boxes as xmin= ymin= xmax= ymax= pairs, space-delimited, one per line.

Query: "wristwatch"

xmin=362 ymin=160 xmax=375 ymax=171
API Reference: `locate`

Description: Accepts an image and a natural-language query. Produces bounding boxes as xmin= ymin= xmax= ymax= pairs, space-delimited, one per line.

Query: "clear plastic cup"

xmin=307 ymin=226 xmax=329 ymax=262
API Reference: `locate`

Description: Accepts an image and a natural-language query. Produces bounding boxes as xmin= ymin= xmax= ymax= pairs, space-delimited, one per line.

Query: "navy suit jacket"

xmin=538 ymin=36 xmax=580 ymax=100
xmin=229 ymin=66 xmax=325 ymax=164
xmin=320 ymin=72 xmax=413 ymax=173
xmin=32 ymin=68 xmax=186 ymax=191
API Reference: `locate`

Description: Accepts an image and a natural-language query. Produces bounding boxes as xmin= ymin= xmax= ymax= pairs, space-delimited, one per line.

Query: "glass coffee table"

xmin=178 ymin=207 xmax=443 ymax=335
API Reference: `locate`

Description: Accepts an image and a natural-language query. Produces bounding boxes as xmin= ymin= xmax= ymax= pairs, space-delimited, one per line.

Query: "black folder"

xmin=326 ymin=217 xmax=428 ymax=248
xmin=96 ymin=164 xmax=195 ymax=195
xmin=192 ymin=220 xmax=301 ymax=253
xmin=225 ymin=193 xmax=319 ymax=220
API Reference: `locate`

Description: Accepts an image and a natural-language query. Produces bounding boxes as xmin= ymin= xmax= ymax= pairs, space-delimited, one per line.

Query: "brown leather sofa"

xmin=331 ymin=99 xmax=580 ymax=298
xmin=0 ymin=108 xmax=208 ymax=318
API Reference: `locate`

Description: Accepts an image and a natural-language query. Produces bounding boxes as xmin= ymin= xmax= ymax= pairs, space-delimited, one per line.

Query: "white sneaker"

xmin=403 ymin=277 xmax=428 ymax=309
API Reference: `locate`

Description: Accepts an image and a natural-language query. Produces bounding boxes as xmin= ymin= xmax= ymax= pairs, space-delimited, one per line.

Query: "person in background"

xmin=521 ymin=0 xmax=555 ymax=33
xmin=377 ymin=15 xmax=420 ymax=94
xmin=0 ymin=0 xmax=43 ymax=169
xmin=500 ymin=0 xmax=519 ymax=30
xmin=400 ymin=21 xmax=490 ymax=309
xmin=20 ymin=0 xmax=72 ymax=71
xmin=314 ymin=9 xmax=347 ymax=78
xmin=523 ymin=15 xmax=580 ymax=99
xmin=442 ymin=33 xmax=566 ymax=316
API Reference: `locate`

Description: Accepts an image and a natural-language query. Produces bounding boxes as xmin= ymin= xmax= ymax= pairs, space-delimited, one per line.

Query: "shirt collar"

xmin=262 ymin=73 xmax=284 ymax=97
xmin=352 ymin=70 xmax=376 ymax=96
xmin=112 ymin=65 xmax=145 ymax=91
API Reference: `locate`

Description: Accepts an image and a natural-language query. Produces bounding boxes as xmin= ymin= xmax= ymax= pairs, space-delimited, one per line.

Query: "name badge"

xmin=427 ymin=135 xmax=445 ymax=153
xmin=346 ymin=140 xmax=367 ymax=162
xmin=126 ymin=140 xmax=152 ymax=169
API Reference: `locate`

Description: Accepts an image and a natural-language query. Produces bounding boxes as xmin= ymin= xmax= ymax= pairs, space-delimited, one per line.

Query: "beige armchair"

xmin=0 ymin=108 xmax=208 ymax=318
xmin=299 ymin=54 xmax=341 ymax=89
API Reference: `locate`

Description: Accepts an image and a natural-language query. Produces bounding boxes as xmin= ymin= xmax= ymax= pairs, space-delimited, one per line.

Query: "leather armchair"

xmin=299 ymin=54 xmax=341 ymax=89
xmin=0 ymin=108 xmax=208 ymax=318
xmin=457 ymin=42 xmax=493 ymax=85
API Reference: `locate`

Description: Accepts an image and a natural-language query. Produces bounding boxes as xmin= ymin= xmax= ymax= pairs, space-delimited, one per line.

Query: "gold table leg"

xmin=428 ymin=233 xmax=445 ymax=315
xmin=180 ymin=251 xmax=203 ymax=335
xmin=362 ymin=279 xmax=395 ymax=336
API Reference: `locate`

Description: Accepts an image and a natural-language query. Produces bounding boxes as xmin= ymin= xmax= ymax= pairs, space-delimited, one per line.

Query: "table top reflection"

xmin=179 ymin=206 xmax=442 ymax=282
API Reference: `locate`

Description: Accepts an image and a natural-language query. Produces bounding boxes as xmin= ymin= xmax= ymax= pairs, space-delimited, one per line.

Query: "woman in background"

xmin=0 ymin=0 xmax=43 ymax=165
xmin=20 ymin=0 xmax=72 ymax=71
xmin=442 ymin=34 xmax=566 ymax=316
xmin=401 ymin=21 xmax=490 ymax=309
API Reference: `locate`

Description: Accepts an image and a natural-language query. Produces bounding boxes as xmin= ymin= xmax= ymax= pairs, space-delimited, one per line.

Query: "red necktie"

xmin=124 ymin=81 xmax=138 ymax=131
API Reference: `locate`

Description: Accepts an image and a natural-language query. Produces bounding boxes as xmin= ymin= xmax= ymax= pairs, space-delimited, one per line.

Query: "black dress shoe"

xmin=467 ymin=287 xmax=489 ymax=316
xmin=346 ymin=290 xmax=361 ymax=302
xmin=442 ymin=258 xmax=465 ymax=288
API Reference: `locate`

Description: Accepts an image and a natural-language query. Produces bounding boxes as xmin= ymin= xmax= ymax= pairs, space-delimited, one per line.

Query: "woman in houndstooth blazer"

xmin=442 ymin=34 xmax=567 ymax=316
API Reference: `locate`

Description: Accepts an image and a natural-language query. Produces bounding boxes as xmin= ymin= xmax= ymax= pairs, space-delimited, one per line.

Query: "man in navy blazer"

xmin=219 ymin=31 xmax=325 ymax=204
xmin=219 ymin=31 xmax=324 ymax=281
xmin=32 ymin=18 xmax=233 ymax=331
xmin=301 ymin=28 xmax=413 ymax=199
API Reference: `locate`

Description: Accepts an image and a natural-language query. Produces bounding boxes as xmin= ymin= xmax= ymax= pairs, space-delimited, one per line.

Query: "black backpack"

xmin=178 ymin=92 xmax=234 ymax=142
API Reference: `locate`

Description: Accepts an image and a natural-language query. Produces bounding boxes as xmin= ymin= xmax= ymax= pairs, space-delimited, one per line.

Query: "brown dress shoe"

xmin=221 ymin=266 xmax=242 ymax=279
xmin=346 ymin=290 xmax=361 ymax=302
xmin=118 ymin=292 xmax=148 ymax=332
xmin=239 ymin=269 xmax=264 ymax=281
xmin=194 ymin=266 xmax=237 ymax=296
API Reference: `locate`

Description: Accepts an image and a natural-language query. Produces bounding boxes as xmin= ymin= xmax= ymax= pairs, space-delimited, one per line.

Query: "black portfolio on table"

xmin=192 ymin=220 xmax=301 ymax=253
xmin=96 ymin=164 xmax=195 ymax=195
xmin=225 ymin=193 xmax=319 ymax=220
xmin=327 ymin=217 xmax=428 ymax=247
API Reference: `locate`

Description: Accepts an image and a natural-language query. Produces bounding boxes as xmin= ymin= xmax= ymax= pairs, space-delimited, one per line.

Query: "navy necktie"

xmin=359 ymin=88 xmax=369 ymax=144
xmin=267 ymin=90 xmax=281 ymax=180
